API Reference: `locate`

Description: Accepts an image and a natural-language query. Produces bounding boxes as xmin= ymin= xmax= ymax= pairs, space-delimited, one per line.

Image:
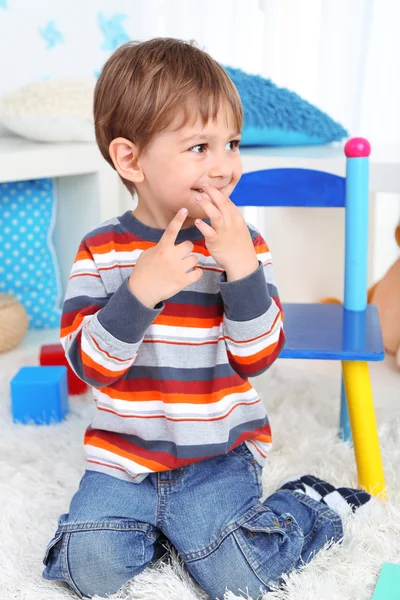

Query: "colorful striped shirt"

xmin=60 ymin=210 xmax=285 ymax=483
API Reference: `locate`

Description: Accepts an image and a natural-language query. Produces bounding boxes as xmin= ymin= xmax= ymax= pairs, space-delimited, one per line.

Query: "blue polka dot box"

xmin=0 ymin=179 xmax=62 ymax=329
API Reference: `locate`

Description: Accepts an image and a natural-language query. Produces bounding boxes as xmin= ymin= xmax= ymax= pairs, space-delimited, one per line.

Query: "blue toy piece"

xmin=372 ymin=563 xmax=400 ymax=599
xmin=11 ymin=366 xmax=68 ymax=424
xmin=230 ymin=138 xmax=386 ymax=497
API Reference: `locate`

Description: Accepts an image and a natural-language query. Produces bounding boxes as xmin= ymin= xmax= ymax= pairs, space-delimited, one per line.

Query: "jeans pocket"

xmin=231 ymin=442 xmax=264 ymax=499
xmin=232 ymin=441 xmax=257 ymax=463
xmin=233 ymin=504 xmax=304 ymax=587
xmin=254 ymin=461 xmax=264 ymax=499
xmin=43 ymin=531 xmax=64 ymax=568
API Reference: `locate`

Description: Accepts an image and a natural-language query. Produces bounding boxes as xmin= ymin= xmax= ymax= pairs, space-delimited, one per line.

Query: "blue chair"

xmin=231 ymin=138 xmax=386 ymax=497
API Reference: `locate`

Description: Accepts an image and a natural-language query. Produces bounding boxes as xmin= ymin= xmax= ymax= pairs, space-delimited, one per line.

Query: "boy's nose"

xmin=207 ymin=153 xmax=233 ymax=181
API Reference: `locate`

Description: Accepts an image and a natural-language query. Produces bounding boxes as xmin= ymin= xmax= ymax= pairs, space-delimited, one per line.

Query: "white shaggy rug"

xmin=1 ymin=351 xmax=400 ymax=600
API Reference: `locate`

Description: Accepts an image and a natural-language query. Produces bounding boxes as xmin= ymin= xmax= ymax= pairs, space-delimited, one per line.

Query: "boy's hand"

xmin=194 ymin=184 xmax=259 ymax=281
xmin=128 ymin=208 xmax=202 ymax=308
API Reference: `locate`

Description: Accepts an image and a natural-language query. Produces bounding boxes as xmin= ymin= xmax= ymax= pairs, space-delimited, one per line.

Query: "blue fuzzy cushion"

xmin=0 ymin=178 xmax=62 ymax=329
xmin=224 ymin=66 xmax=348 ymax=146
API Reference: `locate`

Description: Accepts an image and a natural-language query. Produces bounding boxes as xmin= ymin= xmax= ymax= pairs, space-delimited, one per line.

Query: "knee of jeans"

xmin=181 ymin=504 xmax=304 ymax=600
xmin=43 ymin=524 xmax=157 ymax=598
xmin=265 ymin=490 xmax=343 ymax=543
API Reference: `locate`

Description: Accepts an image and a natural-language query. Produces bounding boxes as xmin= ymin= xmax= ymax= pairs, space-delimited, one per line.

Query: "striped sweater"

xmin=60 ymin=210 xmax=285 ymax=483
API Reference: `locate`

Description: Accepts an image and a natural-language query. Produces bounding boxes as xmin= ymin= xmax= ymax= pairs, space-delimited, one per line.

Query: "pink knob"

xmin=344 ymin=137 xmax=371 ymax=158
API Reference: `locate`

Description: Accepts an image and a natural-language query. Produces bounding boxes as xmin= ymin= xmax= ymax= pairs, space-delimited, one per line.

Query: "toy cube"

xmin=11 ymin=366 xmax=68 ymax=424
xmin=40 ymin=343 xmax=88 ymax=395
xmin=372 ymin=563 xmax=400 ymax=599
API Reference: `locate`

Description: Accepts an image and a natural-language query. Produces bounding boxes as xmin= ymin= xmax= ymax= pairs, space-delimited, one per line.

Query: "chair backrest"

xmin=230 ymin=168 xmax=346 ymax=208
xmin=230 ymin=138 xmax=371 ymax=312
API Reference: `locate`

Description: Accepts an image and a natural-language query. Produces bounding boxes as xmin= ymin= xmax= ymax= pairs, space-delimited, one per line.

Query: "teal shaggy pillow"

xmin=224 ymin=66 xmax=348 ymax=146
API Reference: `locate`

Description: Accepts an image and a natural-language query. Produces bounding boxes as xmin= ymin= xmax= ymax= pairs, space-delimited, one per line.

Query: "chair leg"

xmin=339 ymin=376 xmax=353 ymax=443
xmin=341 ymin=361 xmax=386 ymax=497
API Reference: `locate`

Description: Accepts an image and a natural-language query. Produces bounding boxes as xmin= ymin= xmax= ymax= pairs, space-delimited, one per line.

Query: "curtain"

xmin=256 ymin=0 xmax=400 ymax=287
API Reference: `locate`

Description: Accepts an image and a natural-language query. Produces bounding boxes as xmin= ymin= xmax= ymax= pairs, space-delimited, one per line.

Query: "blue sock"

xmin=279 ymin=474 xmax=379 ymax=517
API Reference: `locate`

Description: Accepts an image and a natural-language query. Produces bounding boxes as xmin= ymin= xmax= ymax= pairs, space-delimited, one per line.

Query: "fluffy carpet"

xmin=2 ymin=354 xmax=400 ymax=600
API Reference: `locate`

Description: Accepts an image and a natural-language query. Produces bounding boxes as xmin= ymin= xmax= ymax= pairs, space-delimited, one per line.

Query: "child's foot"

xmin=278 ymin=474 xmax=383 ymax=518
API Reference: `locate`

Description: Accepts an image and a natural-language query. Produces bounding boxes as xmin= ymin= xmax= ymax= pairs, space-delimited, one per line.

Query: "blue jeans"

xmin=42 ymin=442 xmax=343 ymax=599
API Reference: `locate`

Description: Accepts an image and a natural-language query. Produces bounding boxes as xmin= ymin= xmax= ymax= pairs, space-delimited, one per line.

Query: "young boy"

xmin=42 ymin=38 xmax=377 ymax=600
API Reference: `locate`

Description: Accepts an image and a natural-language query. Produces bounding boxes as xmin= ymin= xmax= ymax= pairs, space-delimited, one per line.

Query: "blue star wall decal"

xmin=39 ymin=20 xmax=64 ymax=50
xmin=98 ymin=12 xmax=130 ymax=52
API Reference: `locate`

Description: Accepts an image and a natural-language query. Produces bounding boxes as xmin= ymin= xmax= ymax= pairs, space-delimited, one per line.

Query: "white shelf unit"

xmin=0 ymin=134 xmax=132 ymax=298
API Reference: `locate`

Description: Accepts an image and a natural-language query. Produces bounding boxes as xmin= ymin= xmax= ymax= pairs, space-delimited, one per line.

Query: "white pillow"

xmin=0 ymin=78 xmax=96 ymax=142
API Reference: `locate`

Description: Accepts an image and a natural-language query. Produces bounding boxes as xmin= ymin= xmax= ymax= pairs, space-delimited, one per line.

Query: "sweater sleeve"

xmin=219 ymin=225 xmax=285 ymax=377
xmin=60 ymin=239 xmax=164 ymax=388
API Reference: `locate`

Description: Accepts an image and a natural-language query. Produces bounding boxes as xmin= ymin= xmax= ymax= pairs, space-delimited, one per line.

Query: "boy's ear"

xmin=108 ymin=137 xmax=145 ymax=183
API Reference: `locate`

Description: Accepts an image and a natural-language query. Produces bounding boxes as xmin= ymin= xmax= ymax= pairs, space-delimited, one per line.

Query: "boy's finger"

xmin=160 ymin=208 xmax=188 ymax=245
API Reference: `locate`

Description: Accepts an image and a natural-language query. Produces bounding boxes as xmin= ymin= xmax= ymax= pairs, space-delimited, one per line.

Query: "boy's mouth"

xmin=192 ymin=186 xmax=226 ymax=193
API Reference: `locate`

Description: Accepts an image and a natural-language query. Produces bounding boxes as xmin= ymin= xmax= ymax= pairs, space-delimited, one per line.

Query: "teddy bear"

xmin=368 ymin=223 xmax=400 ymax=368
xmin=321 ymin=223 xmax=400 ymax=368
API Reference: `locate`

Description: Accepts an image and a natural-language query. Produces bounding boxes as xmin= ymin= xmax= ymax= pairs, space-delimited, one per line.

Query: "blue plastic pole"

xmin=339 ymin=138 xmax=371 ymax=442
xmin=344 ymin=154 xmax=370 ymax=311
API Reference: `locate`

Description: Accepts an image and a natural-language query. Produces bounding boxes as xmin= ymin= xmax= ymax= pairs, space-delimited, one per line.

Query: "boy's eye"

xmin=189 ymin=140 xmax=241 ymax=153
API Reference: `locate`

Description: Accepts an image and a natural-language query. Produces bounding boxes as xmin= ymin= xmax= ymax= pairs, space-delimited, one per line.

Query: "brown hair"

xmin=93 ymin=37 xmax=243 ymax=196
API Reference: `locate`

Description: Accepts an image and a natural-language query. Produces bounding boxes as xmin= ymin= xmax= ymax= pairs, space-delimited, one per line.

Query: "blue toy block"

xmin=372 ymin=563 xmax=400 ymax=599
xmin=11 ymin=366 xmax=69 ymax=424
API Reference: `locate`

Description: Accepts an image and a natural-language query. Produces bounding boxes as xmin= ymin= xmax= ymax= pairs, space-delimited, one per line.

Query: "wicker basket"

xmin=0 ymin=293 xmax=29 ymax=353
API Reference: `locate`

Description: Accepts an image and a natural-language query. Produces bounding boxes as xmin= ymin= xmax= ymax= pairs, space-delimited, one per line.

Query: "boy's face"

xmin=135 ymin=102 xmax=243 ymax=228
